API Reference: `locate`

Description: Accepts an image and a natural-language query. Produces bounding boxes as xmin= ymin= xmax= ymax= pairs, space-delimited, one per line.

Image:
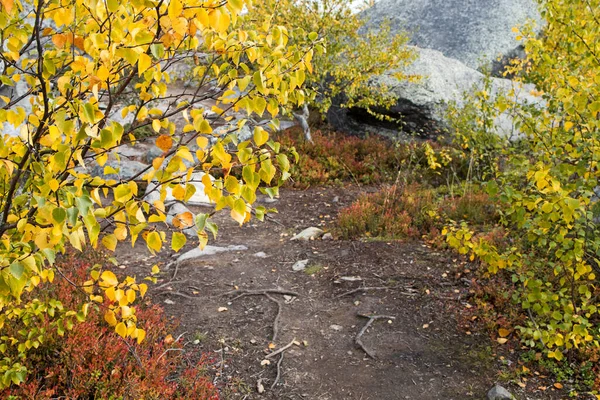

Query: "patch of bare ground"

xmin=114 ymin=186 xmax=541 ymax=399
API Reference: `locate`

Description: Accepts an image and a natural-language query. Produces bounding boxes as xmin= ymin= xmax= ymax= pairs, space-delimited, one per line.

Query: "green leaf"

xmin=150 ymin=43 xmax=165 ymax=59
xmin=206 ymin=220 xmax=218 ymax=239
xmin=9 ymin=262 xmax=24 ymax=279
xmin=171 ymin=232 xmax=186 ymax=252
xmin=52 ymin=207 xmax=66 ymax=224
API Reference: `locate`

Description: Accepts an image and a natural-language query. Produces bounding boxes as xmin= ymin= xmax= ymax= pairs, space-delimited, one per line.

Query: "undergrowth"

xmin=276 ymin=127 xmax=470 ymax=187
xmin=0 ymin=250 xmax=218 ymax=400
xmin=335 ymin=183 xmax=499 ymax=242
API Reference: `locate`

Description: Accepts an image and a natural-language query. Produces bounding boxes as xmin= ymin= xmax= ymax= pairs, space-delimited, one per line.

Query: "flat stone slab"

xmin=177 ymin=245 xmax=248 ymax=264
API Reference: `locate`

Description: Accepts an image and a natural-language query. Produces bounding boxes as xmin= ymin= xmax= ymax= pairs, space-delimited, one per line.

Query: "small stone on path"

xmin=292 ymin=259 xmax=310 ymax=272
xmin=291 ymin=227 xmax=324 ymax=241
xmin=329 ymin=324 xmax=343 ymax=331
xmin=253 ymin=251 xmax=268 ymax=258
xmin=487 ymin=384 xmax=515 ymax=400
xmin=177 ymin=245 xmax=248 ymax=264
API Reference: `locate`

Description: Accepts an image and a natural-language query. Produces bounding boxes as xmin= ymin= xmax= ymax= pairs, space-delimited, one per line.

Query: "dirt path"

xmin=119 ymin=186 xmax=499 ymax=399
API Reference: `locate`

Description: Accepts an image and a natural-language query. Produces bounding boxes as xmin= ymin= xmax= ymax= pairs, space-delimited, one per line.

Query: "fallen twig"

xmin=224 ymin=288 xmax=300 ymax=300
xmin=335 ymin=286 xmax=393 ymax=298
xmin=265 ymin=338 xmax=296 ymax=359
xmin=355 ymin=314 xmax=396 ymax=359
xmin=335 ymin=285 xmax=418 ymax=299
xmin=271 ymin=352 xmax=285 ymax=390
xmin=153 ymin=279 xmax=188 ymax=291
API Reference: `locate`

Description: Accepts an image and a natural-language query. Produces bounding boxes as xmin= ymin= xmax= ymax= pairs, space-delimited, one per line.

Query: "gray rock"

xmin=322 ymin=232 xmax=333 ymax=240
xmin=487 ymin=384 xmax=515 ymax=400
xmin=329 ymin=324 xmax=343 ymax=331
xmin=328 ymin=46 xmax=540 ymax=139
xmin=253 ymin=251 xmax=268 ymax=258
xmin=177 ymin=244 xmax=248 ymax=264
xmin=145 ymin=145 xmax=164 ymax=164
xmin=292 ymin=259 xmax=310 ymax=272
xmin=362 ymin=0 xmax=542 ymax=72
xmin=291 ymin=227 xmax=325 ymax=241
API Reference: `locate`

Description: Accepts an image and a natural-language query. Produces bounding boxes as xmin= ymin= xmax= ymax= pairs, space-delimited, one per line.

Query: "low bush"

xmin=335 ymin=183 xmax=498 ymax=241
xmin=0 ymin=251 xmax=217 ymax=400
xmin=276 ymin=127 xmax=472 ymax=187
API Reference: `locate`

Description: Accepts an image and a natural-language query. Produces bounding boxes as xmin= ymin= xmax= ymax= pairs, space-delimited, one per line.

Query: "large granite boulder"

xmin=362 ymin=0 xmax=542 ymax=72
xmin=327 ymin=46 xmax=540 ymax=139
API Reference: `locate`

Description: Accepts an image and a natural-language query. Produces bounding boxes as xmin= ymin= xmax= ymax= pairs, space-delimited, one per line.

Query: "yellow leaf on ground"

xmin=498 ymin=328 xmax=510 ymax=337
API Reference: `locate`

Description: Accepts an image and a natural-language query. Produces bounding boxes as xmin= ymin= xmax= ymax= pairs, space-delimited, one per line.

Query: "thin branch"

xmin=265 ymin=338 xmax=296 ymax=359
xmin=355 ymin=314 xmax=396 ymax=359
xmin=270 ymin=352 xmax=284 ymax=390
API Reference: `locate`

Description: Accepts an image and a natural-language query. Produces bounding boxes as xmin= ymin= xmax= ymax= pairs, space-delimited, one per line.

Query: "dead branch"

xmin=335 ymin=285 xmax=418 ymax=299
xmin=271 ymin=352 xmax=285 ymax=390
xmin=153 ymin=279 xmax=188 ymax=291
xmin=224 ymin=288 xmax=299 ymax=301
xmin=335 ymin=286 xmax=393 ymax=298
xmin=265 ymin=338 xmax=296 ymax=359
xmin=355 ymin=314 xmax=396 ymax=359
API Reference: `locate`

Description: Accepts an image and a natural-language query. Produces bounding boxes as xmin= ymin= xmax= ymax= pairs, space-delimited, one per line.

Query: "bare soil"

xmin=115 ymin=186 xmax=555 ymax=400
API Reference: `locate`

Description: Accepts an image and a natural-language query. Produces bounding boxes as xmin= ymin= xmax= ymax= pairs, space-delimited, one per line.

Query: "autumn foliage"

xmin=0 ymin=251 xmax=217 ymax=399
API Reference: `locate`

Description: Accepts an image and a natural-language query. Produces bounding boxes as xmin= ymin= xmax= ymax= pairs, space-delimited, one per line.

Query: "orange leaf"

xmin=553 ymin=382 xmax=563 ymax=389
xmin=0 ymin=0 xmax=13 ymax=14
xmin=173 ymin=211 xmax=194 ymax=228
xmin=156 ymin=135 xmax=173 ymax=152
xmin=52 ymin=34 xmax=67 ymax=48
xmin=498 ymin=328 xmax=510 ymax=337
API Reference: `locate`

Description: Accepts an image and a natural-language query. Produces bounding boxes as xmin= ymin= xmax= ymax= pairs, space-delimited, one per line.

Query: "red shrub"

xmin=1 ymin=252 xmax=218 ymax=400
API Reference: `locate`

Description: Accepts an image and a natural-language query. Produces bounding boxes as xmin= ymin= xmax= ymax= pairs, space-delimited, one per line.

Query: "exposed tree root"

xmin=271 ymin=352 xmax=285 ymax=390
xmin=355 ymin=314 xmax=396 ymax=359
xmin=225 ymin=289 xmax=298 ymax=342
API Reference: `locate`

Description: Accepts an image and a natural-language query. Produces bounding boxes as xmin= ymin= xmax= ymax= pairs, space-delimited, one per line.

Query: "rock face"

xmin=362 ymin=0 xmax=542 ymax=71
xmin=327 ymin=46 xmax=540 ymax=139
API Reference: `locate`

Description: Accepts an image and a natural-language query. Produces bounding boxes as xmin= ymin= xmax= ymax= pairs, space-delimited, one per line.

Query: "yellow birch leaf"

xmin=101 ymin=270 xmax=119 ymax=287
xmin=138 ymin=53 xmax=152 ymax=76
xmin=115 ymin=322 xmax=127 ymax=338
xmin=168 ymin=0 xmax=183 ymax=20
xmin=146 ymin=231 xmax=162 ymax=252
xmin=104 ymin=310 xmax=117 ymax=326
